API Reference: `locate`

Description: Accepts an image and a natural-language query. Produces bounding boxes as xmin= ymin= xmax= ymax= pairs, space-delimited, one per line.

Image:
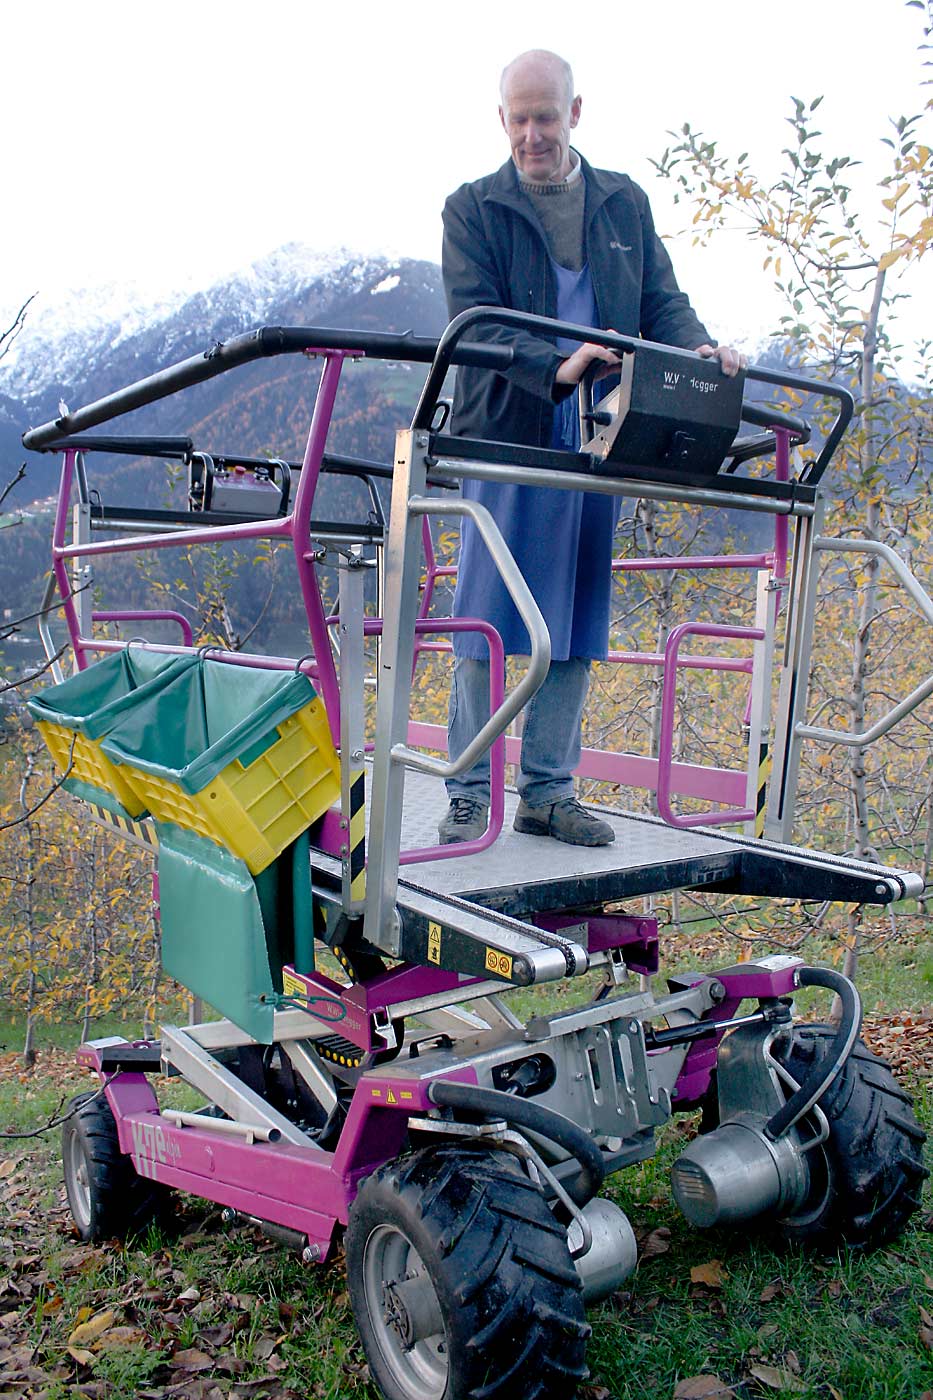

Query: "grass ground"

xmin=0 ymin=941 xmax=931 ymax=1400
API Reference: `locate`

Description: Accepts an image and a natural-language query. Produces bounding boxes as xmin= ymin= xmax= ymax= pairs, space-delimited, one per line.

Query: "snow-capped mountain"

xmin=0 ymin=245 xmax=447 ymax=502
xmin=0 ymin=243 xmax=437 ymax=409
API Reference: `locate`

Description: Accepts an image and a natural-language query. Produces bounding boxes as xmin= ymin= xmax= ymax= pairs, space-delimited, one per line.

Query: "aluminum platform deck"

xmin=385 ymin=770 xmax=924 ymax=916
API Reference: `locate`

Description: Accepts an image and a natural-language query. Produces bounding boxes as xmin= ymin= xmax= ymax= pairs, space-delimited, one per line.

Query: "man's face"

xmin=499 ymin=62 xmax=581 ymax=183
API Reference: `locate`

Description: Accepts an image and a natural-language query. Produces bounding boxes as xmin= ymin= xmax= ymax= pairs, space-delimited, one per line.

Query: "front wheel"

xmin=62 ymin=1091 xmax=167 ymax=1241
xmin=345 ymin=1145 xmax=589 ymax=1400
xmin=776 ymin=1025 xmax=928 ymax=1250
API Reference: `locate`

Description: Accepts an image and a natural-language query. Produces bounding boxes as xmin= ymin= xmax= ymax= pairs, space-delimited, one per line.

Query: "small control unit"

xmin=581 ymin=343 xmax=746 ymax=481
xmin=188 ymin=454 xmax=290 ymax=517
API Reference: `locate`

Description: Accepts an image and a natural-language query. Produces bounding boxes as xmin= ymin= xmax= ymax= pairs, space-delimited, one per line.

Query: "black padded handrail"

xmin=740 ymin=402 xmax=810 ymax=441
xmin=22 ymin=325 xmax=514 ymax=452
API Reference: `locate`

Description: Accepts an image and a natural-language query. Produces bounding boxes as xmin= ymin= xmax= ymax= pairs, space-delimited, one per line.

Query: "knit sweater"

xmin=518 ymin=174 xmax=586 ymax=271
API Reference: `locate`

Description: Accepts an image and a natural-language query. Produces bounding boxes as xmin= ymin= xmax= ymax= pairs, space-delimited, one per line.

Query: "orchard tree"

xmin=651 ymin=0 xmax=933 ymax=982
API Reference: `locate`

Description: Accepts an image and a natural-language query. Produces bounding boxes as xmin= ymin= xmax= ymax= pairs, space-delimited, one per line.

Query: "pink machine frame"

xmin=29 ymin=316 xmax=866 ymax=1263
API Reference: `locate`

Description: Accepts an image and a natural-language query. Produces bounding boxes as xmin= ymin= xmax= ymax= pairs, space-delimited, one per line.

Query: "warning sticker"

xmin=485 ymin=947 xmax=513 ymax=979
xmin=427 ymin=923 xmax=443 ymax=965
xmin=386 ymin=1089 xmax=398 ymax=1105
xmin=282 ymin=968 xmax=305 ymax=998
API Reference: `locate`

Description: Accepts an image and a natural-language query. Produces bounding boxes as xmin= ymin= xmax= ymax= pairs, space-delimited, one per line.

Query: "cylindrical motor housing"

xmin=671 ymin=1116 xmax=809 ymax=1229
xmin=568 ymin=1197 xmax=638 ymax=1303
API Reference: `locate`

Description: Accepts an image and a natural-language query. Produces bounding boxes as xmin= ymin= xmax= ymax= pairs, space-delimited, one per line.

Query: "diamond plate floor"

xmin=388 ymin=769 xmax=743 ymax=916
xmin=353 ymin=767 xmax=921 ymax=918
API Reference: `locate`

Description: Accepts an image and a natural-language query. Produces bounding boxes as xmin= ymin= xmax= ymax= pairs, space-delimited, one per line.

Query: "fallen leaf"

xmin=640 ymin=1227 xmax=672 ymax=1259
xmin=68 ymin=1309 xmax=115 ymax=1346
xmin=177 ymin=1286 xmax=201 ymax=1304
xmin=66 ymin=1347 xmax=97 ymax=1368
xmin=674 ymin=1375 xmax=735 ymax=1398
xmin=97 ymin=1326 xmax=147 ymax=1347
xmin=748 ymin=1364 xmax=805 ymax=1392
xmin=171 ymin=1347 xmax=214 ymax=1371
xmin=691 ymin=1260 xmax=727 ymax=1289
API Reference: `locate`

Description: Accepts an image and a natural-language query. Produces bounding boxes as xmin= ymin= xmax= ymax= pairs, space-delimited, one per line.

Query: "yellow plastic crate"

xmin=35 ymin=720 xmax=149 ymax=818
xmin=120 ymin=696 xmax=340 ymax=873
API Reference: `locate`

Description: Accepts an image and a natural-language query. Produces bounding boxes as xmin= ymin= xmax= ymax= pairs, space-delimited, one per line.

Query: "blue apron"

xmin=453 ymin=261 xmax=620 ymax=660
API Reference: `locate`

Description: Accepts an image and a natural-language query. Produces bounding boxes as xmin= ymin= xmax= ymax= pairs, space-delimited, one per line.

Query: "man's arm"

xmin=443 ymin=188 xmax=571 ymax=402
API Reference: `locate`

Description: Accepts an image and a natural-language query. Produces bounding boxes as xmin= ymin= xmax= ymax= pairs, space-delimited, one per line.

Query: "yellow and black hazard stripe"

xmin=347 ymin=768 xmax=366 ymax=902
xmin=755 ymin=742 xmax=770 ymax=838
xmin=91 ymin=804 xmax=157 ymax=850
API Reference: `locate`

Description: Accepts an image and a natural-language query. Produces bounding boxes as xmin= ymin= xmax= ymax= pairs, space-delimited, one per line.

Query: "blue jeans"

xmin=446 ymin=657 xmax=591 ymax=808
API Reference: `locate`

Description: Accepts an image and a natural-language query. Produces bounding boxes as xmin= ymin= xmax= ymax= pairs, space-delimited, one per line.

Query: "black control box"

xmin=581 ymin=344 xmax=745 ymax=480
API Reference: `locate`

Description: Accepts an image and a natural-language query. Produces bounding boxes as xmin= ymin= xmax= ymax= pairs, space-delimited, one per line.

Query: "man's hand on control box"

xmin=695 ymin=344 xmax=747 ymax=377
xmin=554 ymin=340 xmax=623 ymax=389
xmin=553 ymin=338 xmax=747 ymax=393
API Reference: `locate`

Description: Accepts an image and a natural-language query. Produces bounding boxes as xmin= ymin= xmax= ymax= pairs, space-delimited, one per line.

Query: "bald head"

xmin=500 ymin=50 xmax=574 ymax=107
xmin=499 ymin=49 xmax=581 ymax=184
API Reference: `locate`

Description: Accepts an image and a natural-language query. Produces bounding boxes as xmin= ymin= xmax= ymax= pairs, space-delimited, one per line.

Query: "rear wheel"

xmin=62 ymin=1091 xmax=167 ymax=1241
xmin=345 ymin=1144 xmax=589 ymax=1400
xmin=776 ymin=1025 xmax=928 ymax=1250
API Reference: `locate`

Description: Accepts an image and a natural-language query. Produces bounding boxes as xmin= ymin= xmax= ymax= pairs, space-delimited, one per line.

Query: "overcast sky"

xmin=3 ymin=0 xmax=931 ymax=355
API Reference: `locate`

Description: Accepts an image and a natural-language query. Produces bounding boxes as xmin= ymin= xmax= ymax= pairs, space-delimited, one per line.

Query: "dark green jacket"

xmin=441 ymin=153 xmax=712 ymax=447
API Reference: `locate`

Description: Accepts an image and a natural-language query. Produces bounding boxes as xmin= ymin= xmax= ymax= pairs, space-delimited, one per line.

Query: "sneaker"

xmin=513 ymin=797 xmax=615 ymax=847
xmin=438 ymin=797 xmax=489 ymax=845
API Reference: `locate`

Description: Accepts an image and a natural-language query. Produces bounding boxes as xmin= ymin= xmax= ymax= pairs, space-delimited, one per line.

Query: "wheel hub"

xmin=382 ymin=1267 xmax=444 ymax=1350
xmin=363 ymin=1225 xmax=448 ymax=1399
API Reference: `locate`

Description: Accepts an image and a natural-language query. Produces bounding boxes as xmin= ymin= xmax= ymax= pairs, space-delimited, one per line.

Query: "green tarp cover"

xmin=100 ymin=662 xmax=317 ymax=795
xmin=28 ymin=650 xmax=195 ymax=740
xmin=157 ymin=824 xmax=277 ymax=1043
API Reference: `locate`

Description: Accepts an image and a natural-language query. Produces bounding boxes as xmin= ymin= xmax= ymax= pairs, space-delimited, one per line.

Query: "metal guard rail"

xmin=411 ymin=306 xmax=854 ymax=484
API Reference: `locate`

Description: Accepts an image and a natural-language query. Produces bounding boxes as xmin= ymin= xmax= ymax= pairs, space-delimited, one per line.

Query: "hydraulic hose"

xmin=764 ymin=965 xmax=862 ymax=1140
xmin=427 ymin=1079 xmax=605 ymax=1208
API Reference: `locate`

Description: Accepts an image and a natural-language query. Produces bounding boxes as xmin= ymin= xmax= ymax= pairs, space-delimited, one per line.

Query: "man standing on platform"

xmin=438 ymin=49 xmax=744 ymax=847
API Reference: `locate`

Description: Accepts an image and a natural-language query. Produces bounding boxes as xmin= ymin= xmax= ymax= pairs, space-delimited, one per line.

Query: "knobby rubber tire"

xmin=346 ymin=1144 xmax=590 ymax=1400
xmin=62 ymin=1091 xmax=167 ymax=1242
xmin=776 ymin=1025 xmax=928 ymax=1250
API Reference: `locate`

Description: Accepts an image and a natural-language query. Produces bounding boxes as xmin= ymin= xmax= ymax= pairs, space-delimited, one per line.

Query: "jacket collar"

xmin=484 ymin=151 xmax=629 ymax=226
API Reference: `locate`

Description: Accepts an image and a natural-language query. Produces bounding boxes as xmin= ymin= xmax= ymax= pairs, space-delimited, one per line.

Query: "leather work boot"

xmin=513 ymin=797 xmax=615 ymax=847
xmin=438 ymin=796 xmax=489 ymax=845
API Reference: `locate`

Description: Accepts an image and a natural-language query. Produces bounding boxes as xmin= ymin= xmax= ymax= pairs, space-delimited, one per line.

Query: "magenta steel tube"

xmin=291 ymin=354 xmax=349 ymax=746
xmin=656 ymin=621 xmax=764 ymax=829
xmin=773 ymin=427 xmax=790 ymax=584
xmin=611 ymin=552 xmax=773 ymax=573
xmin=92 ymin=610 xmax=194 ymax=646
xmin=607 ymin=649 xmax=753 ymax=673
xmin=50 ymin=449 xmax=91 ymax=669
